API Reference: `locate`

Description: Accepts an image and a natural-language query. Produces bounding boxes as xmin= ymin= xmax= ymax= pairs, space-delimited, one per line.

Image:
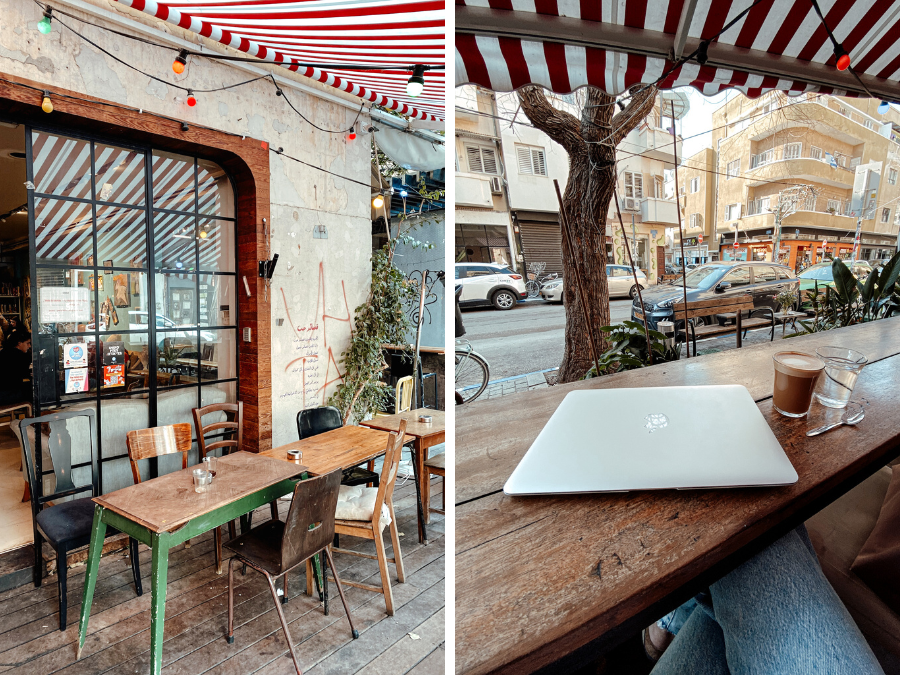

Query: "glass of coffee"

xmin=772 ymin=351 xmax=825 ymax=417
xmin=814 ymin=347 xmax=867 ymax=408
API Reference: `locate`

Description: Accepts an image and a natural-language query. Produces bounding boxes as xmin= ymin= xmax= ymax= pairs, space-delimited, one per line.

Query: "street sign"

xmin=733 ymin=241 xmax=740 ymax=249
xmin=698 ymin=234 xmax=703 ymax=243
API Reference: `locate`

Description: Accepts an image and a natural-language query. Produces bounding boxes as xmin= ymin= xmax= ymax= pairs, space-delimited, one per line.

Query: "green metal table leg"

xmin=76 ymin=505 xmax=107 ymax=660
xmin=149 ymin=533 xmax=171 ymax=675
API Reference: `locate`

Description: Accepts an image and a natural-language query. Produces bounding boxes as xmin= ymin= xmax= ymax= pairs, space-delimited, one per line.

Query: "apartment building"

xmin=673 ymin=147 xmax=717 ymax=265
xmin=711 ymin=92 xmax=900 ymax=269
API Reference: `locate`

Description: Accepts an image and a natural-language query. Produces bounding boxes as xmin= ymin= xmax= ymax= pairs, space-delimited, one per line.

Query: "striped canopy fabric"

xmin=456 ymin=0 xmax=900 ymax=101
xmin=117 ymin=0 xmax=445 ymax=121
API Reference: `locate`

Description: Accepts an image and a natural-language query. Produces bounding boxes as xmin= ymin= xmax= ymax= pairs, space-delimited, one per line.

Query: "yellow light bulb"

xmin=41 ymin=95 xmax=53 ymax=114
xmin=372 ymin=195 xmax=384 ymax=208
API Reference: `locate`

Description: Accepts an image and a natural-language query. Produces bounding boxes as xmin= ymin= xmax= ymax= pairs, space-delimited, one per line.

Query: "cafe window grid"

xmin=26 ymin=127 xmax=239 ymax=492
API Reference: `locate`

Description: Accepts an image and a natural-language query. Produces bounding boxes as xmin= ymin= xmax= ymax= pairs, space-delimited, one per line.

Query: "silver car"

xmin=540 ymin=265 xmax=647 ymax=303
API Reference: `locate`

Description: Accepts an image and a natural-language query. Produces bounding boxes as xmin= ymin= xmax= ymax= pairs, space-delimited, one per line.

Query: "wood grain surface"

xmin=455 ymin=318 xmax=900 ymax=675
xmin=361 ymin=409 xmax=446 ymax=440
xmin=261 ymin=425 xmax=404 ymax=476
xmin=94 ymin=452 xmax=305 ymax=534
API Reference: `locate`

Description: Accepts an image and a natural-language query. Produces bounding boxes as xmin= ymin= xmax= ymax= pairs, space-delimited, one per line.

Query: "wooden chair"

xmin=332 ymin=419 xmax=407 ymax=615
xmin=224 ymin=469 xmax=357 ymax=674
xmin=424 ymin=451 xmax=445 ymax=518
xmin=374 ymin=375 xmax=414 ymax=417
xmin=298 ymin=406 xmax=378 ymax=488
xmin=21 ymin=409 xmax=142 ymax=630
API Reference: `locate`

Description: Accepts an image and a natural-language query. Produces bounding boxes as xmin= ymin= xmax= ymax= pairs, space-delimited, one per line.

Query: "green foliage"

xmin=790 ymin=252 xmax=900 ymax=335
xmin=583 ymin=321 xmax=681 ymax=378
xmin=776 ymin=289 xmax=798 ymax=313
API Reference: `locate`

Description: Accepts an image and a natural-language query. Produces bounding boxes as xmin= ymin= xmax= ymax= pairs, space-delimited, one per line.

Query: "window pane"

xmin=199 ymin=274 xmax=235 ymax=326
xmin=96 ymin=271 xmax=148 ymax=332
xmin=152 ymin=151 xmax=195 ymax=212
xmin=200 ymin=328 xmax=237 ymax=381
xmin=36 ymin=268 xmax=94 ymax=333
xmin=32 ymin=132 xmax=92 ymax=199
xmin=94 ymin=144 xmax=146 ymax=206
xmin=57 ymin=335 xmax=98 ymax=400
xmin=754 ymin=267 xmax=778 ymax=282
xmin=97 ymin=393 xmax=149 ymax=493
xmin=157 ymin=330 xmax=198 ymax=387
xmin=154 ymin=212 xmax=196 ymax=271
xmin=96 ymin=332 xmax=145 ymax=393
xmin=155 ymin=386 xmax=201 ymax=473
xmin=97 ymin=205 xmax=147 ymax=268
xmin=158 ymin=273 xmax=198 ymax=327
xmin=724 ymin=267 xmax=751 ymax=286
xmin=34 ymin=197 xmax=93 ymax=265
xmin=197 ymin=159 xmax=234 ymax=218
xmin=202 ymin=381 xmax=236 ymax=406
xmin=198 ymin=219 xmax=235 ymax=272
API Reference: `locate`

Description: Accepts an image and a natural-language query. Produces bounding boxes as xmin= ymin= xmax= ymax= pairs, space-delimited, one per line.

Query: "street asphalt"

xmin=458 ymin=298 xmax=635 ymax=381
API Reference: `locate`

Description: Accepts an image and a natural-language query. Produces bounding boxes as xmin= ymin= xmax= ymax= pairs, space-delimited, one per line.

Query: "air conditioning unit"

xmin=489 ymin=176 xmax=503 ymax=194
xmin=622 ymin=197 xmax=639 ymax=211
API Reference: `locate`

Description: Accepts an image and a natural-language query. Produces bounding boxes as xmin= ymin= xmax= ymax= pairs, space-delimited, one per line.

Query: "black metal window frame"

xmin=25 ymin=123 xmax=239 ymax=489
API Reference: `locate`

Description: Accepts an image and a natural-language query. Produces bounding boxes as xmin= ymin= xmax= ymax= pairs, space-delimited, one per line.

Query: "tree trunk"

xmin=518 ymin=86 xmax=657 ymax=382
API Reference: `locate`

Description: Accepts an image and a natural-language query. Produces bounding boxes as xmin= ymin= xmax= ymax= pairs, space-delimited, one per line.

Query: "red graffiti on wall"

xmin=279 ymin=262 xmax=352 ymax=407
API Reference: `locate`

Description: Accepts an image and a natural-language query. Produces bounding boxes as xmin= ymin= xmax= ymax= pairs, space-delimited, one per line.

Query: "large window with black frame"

xmin=28 ymin=129 xmax=238 ymax=494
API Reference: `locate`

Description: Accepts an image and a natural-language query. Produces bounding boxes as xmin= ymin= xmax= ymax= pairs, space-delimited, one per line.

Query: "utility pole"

xmin=772 ymin=185 xmax=816 ymax=266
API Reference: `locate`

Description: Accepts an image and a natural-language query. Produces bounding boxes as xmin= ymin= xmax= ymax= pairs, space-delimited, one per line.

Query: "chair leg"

xmin=130 ymin=537 xmax=143 ymax=596
xmin=226 ymin=557 xmax=236 ymax=644
xmin=324 ymin=547 xmax=359 ymax=639
xmin=441 ymin=475 xmax=445 ymax=510
xmin=57 ymin=546 xmax=68 ymax=631
xmin=270 ymin=500 xmax=280 ymax=522
xmin=264 ymin=573 xmax=302 ymax=675
xmin=305 ymin=559 xmax=313 ymax=597
xmin=366 ymin=459 xmax=375 ymax=488
xmin=422 ymin=471 xmax=431 ymax=524
xmin=372 ymin=526 xmax=395 ymax=616
xmin=321 ymin=551 xmax=329 ymax=615
xmin=282 ymin=571 xmax=288 ymax=605
xmin=33 ymin=529 xmax=42 ymax=588
xmin=214 ymin=527 xmax=223 ymax=575
xmin=228 ymin=520 xmax=237 ymax=541
xmin=387 ymin=503 xmax=405 ymax=584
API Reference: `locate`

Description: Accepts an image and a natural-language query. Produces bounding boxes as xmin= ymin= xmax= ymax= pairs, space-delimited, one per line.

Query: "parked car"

xmin=632 ymin=261 xmax=798 ymax=331
xmin=540 ymin=265 xmax=647 ymax=303
xmin=455 ymin=262 xmax=527 ymax=310
xmin=797 ymin=260 xmax=873 ymax=295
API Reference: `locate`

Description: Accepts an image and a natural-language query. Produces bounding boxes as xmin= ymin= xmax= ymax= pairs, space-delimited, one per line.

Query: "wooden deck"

xmin=0 ymin=477 xmax=444 ymax=675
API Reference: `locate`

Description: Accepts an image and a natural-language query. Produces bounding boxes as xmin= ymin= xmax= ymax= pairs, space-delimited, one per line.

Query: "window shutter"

xmin=481 ymin=148 xmax=498 ymax=174
xmin=532 ymin=149 xmax=547 ymax=176
xmin=466 ymin=146 xmax=483 ymax=173
xmin=516 ymin=147 xmax=532 ymax=174
xmin=633 ymin=173 xmax=643 ymax=198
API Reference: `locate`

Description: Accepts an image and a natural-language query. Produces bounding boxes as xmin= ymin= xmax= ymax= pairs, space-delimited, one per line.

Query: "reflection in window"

xmin=96 ymin=205 xmax=147 ymax=268
xmin=34 ymin=198 xmax=93 ymax=265
xmin=154 ymin=212 xmax=196 ymax=270
xmin=152 ymin=151 xmax=195 ymax=212
xmin=94 ymin=144 xmax=146 ymax=205
xmin=32 ymin=132 xmax=92 ymax=199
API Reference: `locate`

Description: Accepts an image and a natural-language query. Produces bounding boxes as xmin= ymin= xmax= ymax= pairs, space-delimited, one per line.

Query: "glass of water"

xmin=814 ymin=347 xmax=867 ymax=408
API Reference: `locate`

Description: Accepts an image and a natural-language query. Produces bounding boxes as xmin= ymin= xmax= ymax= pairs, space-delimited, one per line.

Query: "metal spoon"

xmin=806 ymin=402 xmax=865 ymax=437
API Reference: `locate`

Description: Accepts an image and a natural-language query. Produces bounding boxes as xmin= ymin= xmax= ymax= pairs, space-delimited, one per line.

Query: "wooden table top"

xmin=261 ymin=425 xmax=403 ymax=476
xmin=360 ymin=409 xmax=445 ymax=439
xmin=94 ymin=452 xmax=306 ymax=534
xmin=456 ymin=317 xmax=900 ymax=675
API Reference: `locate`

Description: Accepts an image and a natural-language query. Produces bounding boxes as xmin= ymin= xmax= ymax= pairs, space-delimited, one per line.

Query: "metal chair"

xmin=424 ymin=451 xmax=445 ymax=517
xmin=20 ymin=409 xmax=143 ymax=631
xmin=297 ymin=406 xmax=378 ymax=488
xmin=374 ymin=375 xmax=414 ymax=417
xmin=224 ymin=469 xmax=358 ymax=674
xmin=332 ymin=419 xmax=407 ymax=615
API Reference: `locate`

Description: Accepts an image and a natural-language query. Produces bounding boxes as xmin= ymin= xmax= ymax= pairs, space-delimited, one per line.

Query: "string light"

xmin=695 ymin=41 xmax=710 ymax=66
xmin=199 ymin=224 xmax=208 ymax=239
xmin=186 ymin=89 xmax=196 ymax=107
xmin=37 ymin=7 xmax=52 ymax=34
xmin=372 ymin=194 xmax=384 ymax=208
xmin=41 ymin=90 xmax=53 ymax=113
xmin=406 ymin=65 xmax=425 ymax=97
xmin=399 ymin=189 xmax=408 ymax=198
xmin=172 ymin=49 xmax=187 ymax=74
xmin=878 ymin=101 xmax=890 ymax=115
xmin=347 ymin=126 xmax=356 ymax=140
xmin=834 ymin=45 xmax=850 ymax=71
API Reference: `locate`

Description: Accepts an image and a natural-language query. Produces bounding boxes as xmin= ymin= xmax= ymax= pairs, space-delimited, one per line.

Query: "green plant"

xmin=583 ymin=321 xmax=681 ymax=378
xmin=776 ymin=289 xmax=798 ymax=313
xmin=160 ymin=342 xmax=185 ymax=370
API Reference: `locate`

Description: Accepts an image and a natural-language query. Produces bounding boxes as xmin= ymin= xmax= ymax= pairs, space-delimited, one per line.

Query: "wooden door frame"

xmin=0 ymin=73 xmax=272 ymax=451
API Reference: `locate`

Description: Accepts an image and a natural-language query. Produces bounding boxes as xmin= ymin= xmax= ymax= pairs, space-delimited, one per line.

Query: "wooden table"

xmin=456 ymin=318 xmax=900 ymax=675
xmin=361 ymin=409 xmax=445 ymax=544
xmin=76 ymin=452 xmax=306 ymax=674
xmin=260 ymin=425 xmax=406 ymax=476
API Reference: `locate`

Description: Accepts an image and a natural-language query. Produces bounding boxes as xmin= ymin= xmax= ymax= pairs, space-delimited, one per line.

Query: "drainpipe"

xmin=490 ymin=93 xmax=520 ymax=272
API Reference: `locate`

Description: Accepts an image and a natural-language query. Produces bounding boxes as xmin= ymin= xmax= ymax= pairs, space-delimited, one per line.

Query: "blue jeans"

xmin=651 ymin=527 xmax=884 ymax=675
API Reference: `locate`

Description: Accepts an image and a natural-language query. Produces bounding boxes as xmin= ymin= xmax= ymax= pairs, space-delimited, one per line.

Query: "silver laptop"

xmin=504 ymin=385 xmax=797 ymax=496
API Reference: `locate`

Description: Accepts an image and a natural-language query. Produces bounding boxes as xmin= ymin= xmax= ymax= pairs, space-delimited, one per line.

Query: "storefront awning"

xmin=456 ymin=1 xmax=900 ymax=101
xmin=118 ymin=0 xmax=445 ymax=121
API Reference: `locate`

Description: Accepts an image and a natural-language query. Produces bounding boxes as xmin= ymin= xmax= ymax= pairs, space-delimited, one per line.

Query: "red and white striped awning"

xmin=117 ymin=0 xmax=445 ymax=121
xmin=456 ymin=0 xmax=900 ymax=101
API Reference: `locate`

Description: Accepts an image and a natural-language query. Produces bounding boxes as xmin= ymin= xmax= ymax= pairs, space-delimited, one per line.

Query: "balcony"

xmin=744 ymin=157 xmax=854 ymax=189
xmin=640 ymin=197 xmax=679 ymax=225
xmin=629 ymin=127 xmax=682 ymax=163
xmin=456 ymin=173 xmax=495 ymax=208
xmin=745 ymin=99 xmax=873 ymax=146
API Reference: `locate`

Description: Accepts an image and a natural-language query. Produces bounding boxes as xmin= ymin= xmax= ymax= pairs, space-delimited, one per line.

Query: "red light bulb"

xmin=836 ymin=53 xmax=851 ymax=71
xmin=347 ymin=126 xmax=356 ymax=141
xmin=186 ymin=90 xmax=197 ymax=107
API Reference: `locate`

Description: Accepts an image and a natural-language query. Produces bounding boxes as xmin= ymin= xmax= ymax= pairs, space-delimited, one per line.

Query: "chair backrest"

xmin=280 ymin=468 xmax=342 ymax=571
xmin=20 ymin=409 xmax=99 ymax=512
xmin=193 ymin=401 xmax=243 ymax=459
xmin=395 ymin=376 xmax=414 ymax=414
xmin=671 ymin=294 xmax=754 ymax=319
xmin=296 ymin=406 xmax=342 ymax=440
xmin=371 ymin=419 xmax=408 ymax=528
xmin=126 ymin=423 xmax=193 ymax=484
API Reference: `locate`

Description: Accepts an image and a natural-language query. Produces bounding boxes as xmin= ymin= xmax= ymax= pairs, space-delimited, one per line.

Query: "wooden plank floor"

xmin=0 ymin=477 xmax=445 ymax=675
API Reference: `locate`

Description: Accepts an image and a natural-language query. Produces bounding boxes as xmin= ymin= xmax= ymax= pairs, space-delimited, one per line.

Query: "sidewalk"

xmin=479 ymin=326 xmax=780 ymax=400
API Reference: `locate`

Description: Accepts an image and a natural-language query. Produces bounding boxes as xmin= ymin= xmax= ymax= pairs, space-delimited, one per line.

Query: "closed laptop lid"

xmin=504 ymin=385 xmax=798 ymax=496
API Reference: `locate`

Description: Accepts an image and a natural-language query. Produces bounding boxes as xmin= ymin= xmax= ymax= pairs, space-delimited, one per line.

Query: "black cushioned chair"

xmin=20 ymin=409 xmax=142 ymax=631
xmin=224 ymin=469 xmax=357 ymax=674
xmin=297 ymin=406 xmax=378 ymax=488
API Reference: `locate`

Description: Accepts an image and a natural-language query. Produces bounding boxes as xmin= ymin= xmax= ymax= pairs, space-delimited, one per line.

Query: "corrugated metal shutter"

xmin=519 ymin=221 xmax=563 ymax=276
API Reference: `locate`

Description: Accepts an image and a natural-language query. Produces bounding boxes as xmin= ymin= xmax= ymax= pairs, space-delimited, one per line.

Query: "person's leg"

xmin=651 ymin=601 xmax=730 ymax=675
xmin=709 ymin=526 xmax=883 ymax=675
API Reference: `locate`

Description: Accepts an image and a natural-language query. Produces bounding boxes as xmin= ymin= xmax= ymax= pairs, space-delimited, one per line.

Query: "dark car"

xmin=632 ymin=261 xmax=799 ymax=331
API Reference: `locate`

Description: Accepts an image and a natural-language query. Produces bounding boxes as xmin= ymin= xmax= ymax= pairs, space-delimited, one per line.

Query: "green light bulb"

xmin=37 ymin=15 xmax=51 ymax=34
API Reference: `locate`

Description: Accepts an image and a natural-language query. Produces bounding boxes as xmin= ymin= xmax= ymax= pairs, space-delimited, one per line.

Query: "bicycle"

xmin=524 ymin=262 xmax=559 ymax=299
xmin=455 ymin=339 xmax=490 ymax=404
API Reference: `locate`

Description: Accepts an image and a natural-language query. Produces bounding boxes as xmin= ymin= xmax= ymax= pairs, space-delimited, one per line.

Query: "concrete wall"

xmin=1 ymin=0 xmax=372 ymax=448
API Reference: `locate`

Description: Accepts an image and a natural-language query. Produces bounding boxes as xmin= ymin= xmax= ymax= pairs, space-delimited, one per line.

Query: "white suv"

xmin=455 ymin=263 xmax=528 ymax=311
